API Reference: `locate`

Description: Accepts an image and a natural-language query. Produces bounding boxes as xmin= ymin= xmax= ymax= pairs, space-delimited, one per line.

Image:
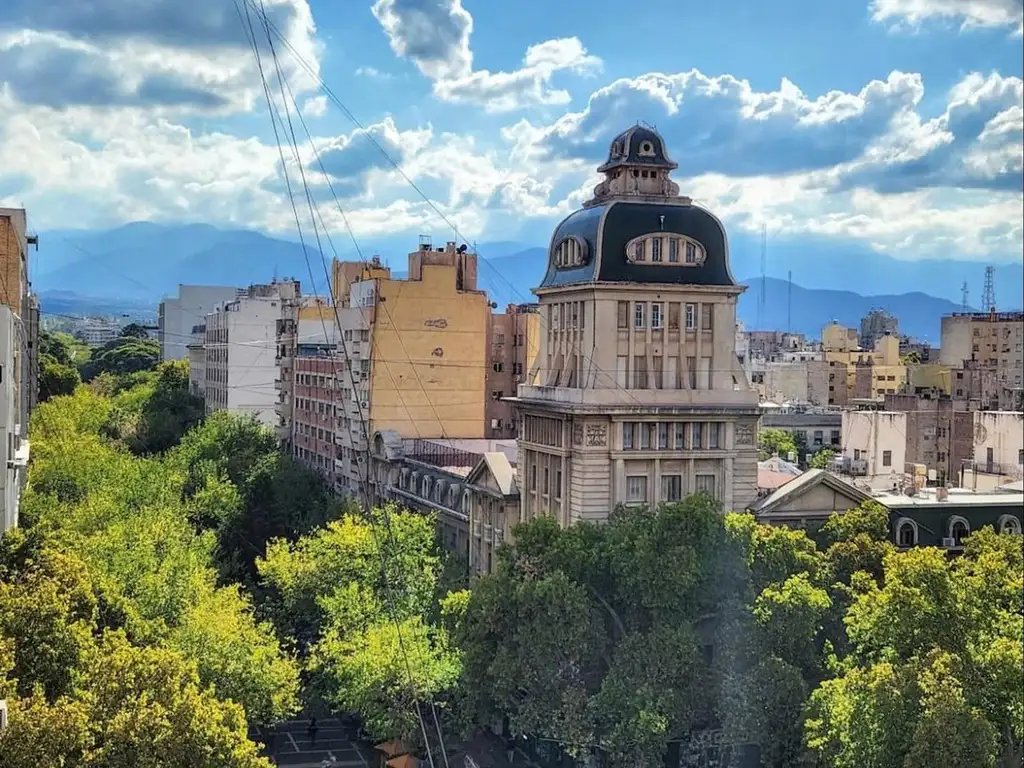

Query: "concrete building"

xmin=836 ymin=410 xmax=907 ymax=490
xmin=158 ymin=284 xmax=243 ymax=361
xmin=486 ymin=303 xmax=541 ymax=439
xmin=372 ymin=435 xmax=519 ymax=577
xmin=204 ymin=282 xmax=298 ymax=427
xmin=761 ymin=408 xmax=842 ymax=457
xmin=747 ymin=358 xmax=830 ymax=405
xmin=824 ymin=334 xmax=906 ymax=402
xmin=884 ymin=393 xmax=973 ymax=488
xmin=822 ymin=321 xmax=858 ymax=352
xmin=79 ymin=318 xmax=121 ymax=347
xmin=859 ymin=309 xmax=899 ymax=352
xmin=510 ymin=125 xmax=760 ymax=522
xmin=940 ymin=311 xmax=1024 ymax=405
xmin=0 ymin=208 xmax=37 ymax=536
xmin=962 ymin=411 xmax=1024 ymax=490
xmin=743 ymin=329 xmax=808 ymax=360
xmin=186 ymin=324 xmax=206 ymax=397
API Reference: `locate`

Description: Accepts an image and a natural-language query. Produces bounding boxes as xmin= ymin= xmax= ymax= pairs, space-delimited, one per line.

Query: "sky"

xmin=0 ymin=0 xmax=1021 ymax=263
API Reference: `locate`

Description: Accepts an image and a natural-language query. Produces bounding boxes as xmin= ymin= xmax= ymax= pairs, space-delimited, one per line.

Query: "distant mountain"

xmin=30 ymin=221 xmax=1019 ymax=341
xmin=37 ymin=290 xmax=155 ymax=320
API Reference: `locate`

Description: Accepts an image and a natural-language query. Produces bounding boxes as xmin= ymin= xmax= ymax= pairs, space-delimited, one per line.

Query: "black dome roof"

xmin=598 ymin=124 xmax=678 ymax=173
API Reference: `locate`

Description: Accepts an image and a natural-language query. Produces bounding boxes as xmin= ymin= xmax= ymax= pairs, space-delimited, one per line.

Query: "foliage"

xmin=80 ymin=335 xmax=159 ymax=381
xmin=258 ymin=506 xmax=458 ymax=743
xmin=38 ymin=354 xmax=81 ymax=402
xmin=119 ymin=322 xmax=151 ymax=339
xmin=809 ymin=448 xmax=835 ymax=470
xmin=759 ymin=427 xmax=798 ymax=461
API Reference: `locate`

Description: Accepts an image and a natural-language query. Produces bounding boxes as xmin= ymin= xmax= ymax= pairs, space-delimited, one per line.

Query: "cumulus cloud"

xmin=871 ymin=0 xmax=1024 ymax=35
xmin=311 ymin=118 xmax=432 ymax=195
xmin=829 ymin=72 xmax=1024 ymax=193
xmin=523 ymin=70 xmax=927 ymax=177
xmin=371 ymin=0 xmax=600 ymax=112
xmin=0 ymin=0 xmax=321 ymax=111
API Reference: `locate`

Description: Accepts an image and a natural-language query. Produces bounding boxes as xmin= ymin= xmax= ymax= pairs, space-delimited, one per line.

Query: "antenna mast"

xmin=981 ymin=266 xmax=996 ymax=313
xmin=960 ymin=281 xmax=969 ymax=312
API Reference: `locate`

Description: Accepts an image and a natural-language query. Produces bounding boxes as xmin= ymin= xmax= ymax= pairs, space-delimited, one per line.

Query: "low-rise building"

xmin=486 ymin=303 xmax=541 ymax=439
xmin=884 ymin=393 xmax=974 ymax=488
xmin=761 ymin=407 xmax=842 ymax=456
xmin=186 ymin=324 xmax=206 ymax=397
xmin=159 ymin=284 xmax=244 ymax=361
xmin=746 ymin=358 xmax=830 ymax=405
xmin=940 ymin=311 xmax=1024 ymax=403
xmin=836 ymin=410 xmax=907 ymax=489
xmin=961 ymin=411 xmax=1024 ymax=490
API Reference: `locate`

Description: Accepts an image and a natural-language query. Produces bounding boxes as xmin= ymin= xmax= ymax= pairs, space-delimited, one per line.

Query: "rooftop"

xmin=872 ymin=486 xmax=1024 ymax=508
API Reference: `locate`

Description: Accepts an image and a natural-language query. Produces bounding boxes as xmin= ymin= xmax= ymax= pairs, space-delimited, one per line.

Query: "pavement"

xmin=250 ymin=718 xmax=376 ymax=768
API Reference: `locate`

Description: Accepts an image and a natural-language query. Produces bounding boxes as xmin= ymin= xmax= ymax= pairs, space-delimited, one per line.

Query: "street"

xmin=250 ymin=718 xmax=377 ymax=768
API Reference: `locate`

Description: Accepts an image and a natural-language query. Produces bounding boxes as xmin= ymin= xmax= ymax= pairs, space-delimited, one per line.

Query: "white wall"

xmin=0 ymin=306 xmax=27 ymax=535
xmin=160 ymin=285 xmax=240 ymax=361
xmin=221 ymin=296 xmax=280 ymax=427
xmin=841 ymin=410 xmax=907 ymax=489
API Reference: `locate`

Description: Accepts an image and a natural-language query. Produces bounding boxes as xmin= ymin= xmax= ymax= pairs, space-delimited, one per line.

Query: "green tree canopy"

xmin=80 ymin=336 xmax=159 ymax=381
xmin=759 ymin=428 xmax=798 ymax=461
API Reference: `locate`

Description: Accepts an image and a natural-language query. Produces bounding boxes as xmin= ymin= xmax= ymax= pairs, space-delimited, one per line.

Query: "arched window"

xmin=553 ymin=236 xmax=589 ymax=268
xmin=626 ymin=234 xmax=706 ymax=266
xmin=948 ymin=515 xmax=970 ymax=547
xmin=997 ymin=514 xmax=1022 ymax=535
xmin=895 ymin=517 xmax=918 ymax=548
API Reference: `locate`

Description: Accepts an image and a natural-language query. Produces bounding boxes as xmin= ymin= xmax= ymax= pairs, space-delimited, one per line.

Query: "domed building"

xmin=512 ymin=124 xmax=760 ymax=520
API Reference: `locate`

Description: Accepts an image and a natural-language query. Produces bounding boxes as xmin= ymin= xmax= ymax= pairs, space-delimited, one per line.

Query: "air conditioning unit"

xmin=941 ymin=537 xmax=958 ymax=548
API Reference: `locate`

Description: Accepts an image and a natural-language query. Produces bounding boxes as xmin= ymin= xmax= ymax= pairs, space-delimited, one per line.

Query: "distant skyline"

xmin=1 ymin=0 xmax=1022 ymax=267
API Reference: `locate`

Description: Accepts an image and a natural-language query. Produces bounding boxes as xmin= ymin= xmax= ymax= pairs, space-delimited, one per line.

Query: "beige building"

xmin=748 ymin=358 xmax=830 ymax=405
xmin=486 ymin=303 xmax=541 ymax=438
xmin=825 ymin=333 xmax=906 ymax=402
xmin=511 ymin=125 xmax=760 ymax=521
xmin=822 ymin=321 xmax=858 ymax=352
xmin=884 ymin=393 xmax=974 ymax=488
xmin=837 ymin=410 xmax=907 ymax=490
xmin=962 ymin=410 xmax=1024 ymax=490
xmin=940 ymin=311 xmax=1024 ymax=409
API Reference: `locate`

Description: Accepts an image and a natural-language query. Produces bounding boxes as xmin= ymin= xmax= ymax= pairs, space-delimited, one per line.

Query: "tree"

xmin=809 ymin=448 xmax=835 ymax=470
xmin=119 ymin=322 xmax=151 ymax=339
xmin=79 ymin=336 xmax=159 ymax=381
xmin=759 ymin=428 xmax=798 ymax=461
xmin=38 ymin=354 xmax=80 ymax=402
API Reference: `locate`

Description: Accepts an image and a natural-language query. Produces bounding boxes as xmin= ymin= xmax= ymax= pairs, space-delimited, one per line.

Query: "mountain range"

xmin=31 ymin=222 xmax=1023 ymax=343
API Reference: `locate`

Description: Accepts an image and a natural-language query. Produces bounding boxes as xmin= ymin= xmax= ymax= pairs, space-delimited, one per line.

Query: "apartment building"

xmin=822 ymin=321 xmax=859 ymax=352
xmin=79 ymin=318 xmax=121 ymax=347
xmin=204 ymin=281 xmax=298 ymax=427
xmin=186 ymin=324 xmax=206 ymax=397
xmin=0 ymin=208 xmax=37 ymax=536
xmin=760 ymin=408 xmax=842 ymax=457
xmin=159 ymin=284 xmax=243 ymax=361
xmin=859 ymin=309 xmax=899 ymax=351
xmin=747 ymin=357 xmax=830 ymax=405
xmin=511 ymin=125 xmax=761 ymax=522
xmin=884 ymin=393 xmax=974 ymax=487
xmin=836 ymin=410 xmax=907 ymax=489
xmin=743 ymin=329 xmax=808 ymax=359
xmin=824 ymin=332 xmax=906 ymax=402
xmin=961 ymin=410 xmax=1024 ymax=490
xmin=940 ymin=311 xmax=1024 ymax=409
xmin=486 ymin=303 xmax=541 ymax=438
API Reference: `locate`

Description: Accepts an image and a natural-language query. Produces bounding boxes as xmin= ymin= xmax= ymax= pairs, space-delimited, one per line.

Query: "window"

xmin=997 ymin=515 xmax=1021 ymax=535
xmin=634 ymin=302 xmax=646 ymax=329
xmin=617 ymin=301 xmax=629 ymax=329
xmin=695 ymin=474 xmax=716 ymax=498
xmin=555 ymin=470 xmax=562 ymax=499
xmin=529 ymin=464 xmax=536 ymax=491
xmin=492 ymin=391 xmax=504 ymax=400
xmin=492 ymin=362 xmax=504 ymax=372
xmin=687 ymin=356 xmax=698 ymax=389
xmin=651 ymin=237 xmax=662 ymax=262
xmin=882 ymin=450 xmax=892 ymax=467
xmin=685 ymin=241 xmax=697 ymax=263
xmin=625 ymin=475 xmax=648 ymax=503
xmin=674 ymin=423 xmax=686 ymax=449
xmin=692 ymin=423 xmax=703 ymax=449
xmin=813 ymin=430 xmax=824 ymax=446
xmin=633 ymin=240 xmax=646 ymax=261
xmin=639 ymin=423 xmax=651 ymax=450
xmin=495 ymin=333 xmax=505 ymax=344
xmin=543 ymin=467 xmax=549 ymax=495
xmin=661 ymin=475 xmax=683 ymax=502
xmin=701 ymin=304 xmax=713 ymax=331
xmin=668 ymin=238 xmax=679 ymax=262
xmin=622 ymin=422 xmax=635 ymax=450
xmin=685 ymin=303 xmax=696 ymax=330
xmin=708 ymin=422 xmax=720 ymax=449
xmin=658 ymin=422 xmax=669 ymax=449
xmin=1019 ymin=449 xmax=1024 ymax=465
xmin=830 ymin=430 xmax=841 ymax=446
xmin=949 ymin=517 xmax=969 ymax=546
xmin=633 ymin=355 xmax=648 ymax=389
xmin=896 ymin=518 xmax=917 ymax=547
xmin=651 ymin=303 xmax=663 ymax=329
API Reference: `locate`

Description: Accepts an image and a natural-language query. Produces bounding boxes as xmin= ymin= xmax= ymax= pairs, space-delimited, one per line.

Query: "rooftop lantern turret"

xmin=584 ymin=123 xmax=689 ymax=207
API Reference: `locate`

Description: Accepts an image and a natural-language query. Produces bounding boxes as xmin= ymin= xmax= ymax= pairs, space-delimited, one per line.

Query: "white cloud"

xmin=355 ymin=66 xmax=393 ymax=80
xmin=0 ymin=0 xmax=322 ymax=112
xmin=302 ymin=95 xmax=327 ymax=117
xmin=371 ymin=0 xmax=601 ymax=112
xmin=870 ymin=0 xmax=1024 ymax=35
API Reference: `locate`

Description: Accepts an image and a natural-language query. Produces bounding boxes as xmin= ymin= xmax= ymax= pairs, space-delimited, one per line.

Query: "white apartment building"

xmin=0 ymin=306 xmax=30 ymax=535
xmin=837 ymin=410 xmax=908 ymax=490
xmin=962 ymin=411 xmax=1024 ymax=490
xmin=159 ymin=284 xmax=243 ymax=361
xmin=79 ymin=319 xmax=121 ymax=347
xmin=511 ymin=125 xmax=760 ymax=521
xmin=204 ymin=282 xmax=298 ymax=427
xmin=186 ymin=324 xmax=206 ymax=397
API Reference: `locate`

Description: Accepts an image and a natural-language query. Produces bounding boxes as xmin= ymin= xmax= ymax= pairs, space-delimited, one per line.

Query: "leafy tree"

xmin=80 ymin=336 xmax=159 ymax=381
xmin=759 ymin=428 xmax=798 ymax=461
xmin=119 ymin=322 xmax=151 ymax=339
xmin=103 ymin=361 xmax=205 ymax=455
xmin=38 ymin=354 xmax=80 ymax=402
xmin=809 ymin=448 xmax=835 ymax=469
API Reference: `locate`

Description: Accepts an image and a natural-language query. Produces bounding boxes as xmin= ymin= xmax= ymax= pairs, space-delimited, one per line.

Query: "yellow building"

xmin=823 ymin=330 xmax=906 ymax=401
xmin=905 ymin=363 xmax=953 ymax=396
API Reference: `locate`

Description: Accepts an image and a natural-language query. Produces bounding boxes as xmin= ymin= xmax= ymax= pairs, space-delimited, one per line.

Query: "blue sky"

xmin=0 ymin=0 xmax=1021 ymax=265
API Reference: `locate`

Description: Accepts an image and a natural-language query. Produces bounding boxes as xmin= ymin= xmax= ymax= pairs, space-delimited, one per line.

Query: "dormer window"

xmin=638 ymin=140 xmax=655 ymax=156
xmin=627 ymin=234 xmax=706 ymax=266
xmin=553 ymin=235 xmax=589 ymax=268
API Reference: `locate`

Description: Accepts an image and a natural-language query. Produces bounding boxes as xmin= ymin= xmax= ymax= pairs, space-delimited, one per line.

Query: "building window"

xmin=668 ymin=303 xmax=680 ymax=329
xmin=830 ymin=430 xmax=840 ymax=446
xmin=543 ymin=467 xmax=550 ymax=495
xmin=668 ymin=238 xmax=679 ymax=262
xmin=639 ymin=423 xmax=651 ymax=450
xmin=813 ymin=430 xmax=824 ymax=446
xmin=701 ymin=304 xmax=713 ymax=330
xmin=555 ymin=470 xmax=562 ymax=500
xmin=529 ymin=464 xmax=536 ymax=491
xmin=882 ymin=450 xmax=892 ymax=467
xmin=674 ymin=423 xmax=686 ymax=449
xmin=896 ymin=517 xmax=918 ymax=547
xmin=651 ymin=237 xmax=662 ymax=262
xmin=495 ymin=333 xmax=505 ymax=344
xmin=617 ymin=301 xmax=629 ymax=329
xmin=634 ymin=302 xmax=646 ymax=329
xmin=707 ymin=423 xmax=720 ymax=449
xmin=685 ymin=303 xmax=696 ymax=330
xmin=997 ymin=514 xmax=1021 ymax=535
xmin=633 ymin=240 xmax=646 ymax=261
xmin=685 ymin=242 xmax=697 ymax=263
xmin=622 ymin=422 xmax=635 ymax=450
xmin=692 ymin=423 xmax=703 ymax=449
xmin=661 ymin=475 xmax=683 ymax=502
xmin=1019 ymin=449 xmax=1024 ymax=465
xmin=695 ymin=474 xmax=716 ymax=498
xmin=492 ymin=362 xmax=504 ymax=372
xmin=949 ymin=516 xmax=970 ymax=546
xmin=651 ymin=303 xmax=663 ymax=329
xmin=658 ymin=422 xmax=669 ymax=449
xmin=625 ymin=475 xmax=648 ymax=503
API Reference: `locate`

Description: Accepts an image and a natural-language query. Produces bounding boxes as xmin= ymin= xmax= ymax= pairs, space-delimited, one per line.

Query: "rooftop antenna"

xmin=981 ymin=265 xmax=996 ymax=313
xmin=960 ymin=281 xmax=969 ymax=312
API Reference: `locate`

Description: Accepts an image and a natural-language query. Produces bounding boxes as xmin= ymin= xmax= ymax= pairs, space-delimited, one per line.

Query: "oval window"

xmin=552 ymin=235 xmax=590 ymax=268
xmin=625 ymin=233 xmax=706 ymax=266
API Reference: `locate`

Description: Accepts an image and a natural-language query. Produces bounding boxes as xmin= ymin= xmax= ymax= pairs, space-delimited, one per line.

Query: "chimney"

xmin=935 ymin=487 xmax=949 ymax=502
